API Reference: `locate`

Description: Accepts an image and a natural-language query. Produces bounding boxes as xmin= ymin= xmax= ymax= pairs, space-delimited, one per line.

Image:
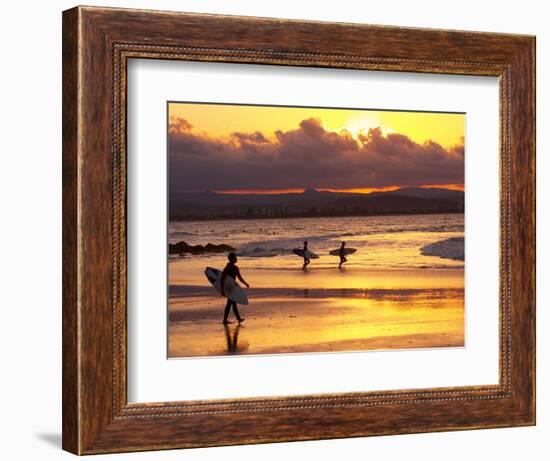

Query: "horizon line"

xmin=182 ymin=184 xmax=465 ymax=195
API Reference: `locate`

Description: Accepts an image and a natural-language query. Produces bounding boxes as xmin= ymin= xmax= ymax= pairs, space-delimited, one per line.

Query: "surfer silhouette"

xmin=339 ymin=241 xmax=348 ymax=270
xmin=220 ymin=252 xmax=249 ymax=324
xmin=302 ymin=241 xmax=311 ymax=271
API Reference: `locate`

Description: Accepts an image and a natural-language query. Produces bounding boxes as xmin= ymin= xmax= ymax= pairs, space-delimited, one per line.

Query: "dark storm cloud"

xmin=168 ymin=116 xmax=464 ymax=192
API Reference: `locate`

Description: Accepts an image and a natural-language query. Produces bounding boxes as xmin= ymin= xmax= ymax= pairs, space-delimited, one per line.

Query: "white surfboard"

xmin=292 ymin=249 xmax=319 ymax=259
xmin=205 ymin=267 xmax=249 ymax=305
xmin=329 ymin=248 xmax=357 ymax=256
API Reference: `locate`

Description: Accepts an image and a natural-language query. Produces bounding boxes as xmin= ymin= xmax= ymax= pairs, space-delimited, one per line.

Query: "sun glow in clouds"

xmin=168 ymin=102 xmax=465 ymax=194
xmin=169 ymin=102 xmax=464 ymax=148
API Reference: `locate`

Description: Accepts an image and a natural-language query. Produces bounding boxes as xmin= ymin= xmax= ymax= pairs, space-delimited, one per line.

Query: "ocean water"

xmin=168 ymin=213 xmax=464 ymax=270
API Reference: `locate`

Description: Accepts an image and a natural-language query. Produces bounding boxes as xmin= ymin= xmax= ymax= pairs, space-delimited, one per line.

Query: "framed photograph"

xmin=62 ymin=6 xmax=535 ymax=455
xmin=166 ymin=101 xmax=466 ymax=359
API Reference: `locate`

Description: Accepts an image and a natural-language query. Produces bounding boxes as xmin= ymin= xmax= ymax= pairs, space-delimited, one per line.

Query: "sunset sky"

xmin=168 ymin=102 xmax=465 ymax=194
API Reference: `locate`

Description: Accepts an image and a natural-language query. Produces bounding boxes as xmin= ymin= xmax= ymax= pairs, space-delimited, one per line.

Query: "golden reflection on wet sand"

xmin=168 ymin=269 xmax=464 ymax=358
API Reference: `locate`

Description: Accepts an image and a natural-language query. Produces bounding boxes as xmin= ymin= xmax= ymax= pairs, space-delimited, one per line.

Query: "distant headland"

xmin=169 ymin=187 xmax=464 ymax=221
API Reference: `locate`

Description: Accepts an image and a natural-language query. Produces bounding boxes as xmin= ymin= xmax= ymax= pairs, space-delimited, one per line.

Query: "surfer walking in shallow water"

xmin=339 ymin=241 xmax=348 ymax=270
xmin=220 ymin=252 xmax=249 ymax=324
xmin=302 ymin=241 xmax=311 ymax=271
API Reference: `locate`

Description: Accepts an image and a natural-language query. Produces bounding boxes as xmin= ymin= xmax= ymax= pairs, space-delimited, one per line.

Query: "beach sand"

xmin=168 ymin=264 xmax=464 ymax=358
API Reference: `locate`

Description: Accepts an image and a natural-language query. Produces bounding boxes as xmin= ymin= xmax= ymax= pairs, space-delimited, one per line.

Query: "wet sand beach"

xmin=168 ymin=265 xmax=464 ymax=358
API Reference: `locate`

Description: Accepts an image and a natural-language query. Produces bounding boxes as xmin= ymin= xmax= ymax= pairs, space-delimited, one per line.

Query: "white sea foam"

xmin=169 ymin=214 xmax=465 ymax=269
xmin=421 ymin=237 xmax=465 ymax=261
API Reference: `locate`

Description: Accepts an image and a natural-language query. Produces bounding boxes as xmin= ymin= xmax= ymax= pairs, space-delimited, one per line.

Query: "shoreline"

xmin=170 ymin=266 xmax=465 ymax=291
xmin=169 ymin=210 xmax=464 ymax=223
xmin=169 ymin=285 xmax=464 ymax=299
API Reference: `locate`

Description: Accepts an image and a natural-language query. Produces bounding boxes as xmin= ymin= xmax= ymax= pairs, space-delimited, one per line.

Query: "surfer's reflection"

xmin=224 ymin=323 xmax=243 ymax=354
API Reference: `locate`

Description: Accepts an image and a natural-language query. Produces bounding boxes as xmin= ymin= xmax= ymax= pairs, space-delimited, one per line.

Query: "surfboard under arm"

xmin=205 ymin=267 xmax=249 ymax=305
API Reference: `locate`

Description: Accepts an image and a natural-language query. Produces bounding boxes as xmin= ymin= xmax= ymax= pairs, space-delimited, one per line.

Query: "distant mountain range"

xmin=169 ymin=187 xmax=464 ymax=221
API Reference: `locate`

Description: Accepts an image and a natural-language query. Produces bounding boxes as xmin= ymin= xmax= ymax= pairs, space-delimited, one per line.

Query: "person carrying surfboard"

xmin=220 ymin=252 xmax=249 ymax=324
xmin=302 ymin=241 xmax=311 ymax=271
xmin=338 ymin=241 xmax=347 ymax=270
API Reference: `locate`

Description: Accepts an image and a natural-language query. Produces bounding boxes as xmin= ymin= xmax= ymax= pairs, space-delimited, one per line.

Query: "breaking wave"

xmin=238 ymin=247 xmax=294 ymax=257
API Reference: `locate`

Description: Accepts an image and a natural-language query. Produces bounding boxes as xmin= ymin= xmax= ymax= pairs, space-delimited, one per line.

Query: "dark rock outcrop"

xmin=169 ymin=241 xmax=236 ymax=255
